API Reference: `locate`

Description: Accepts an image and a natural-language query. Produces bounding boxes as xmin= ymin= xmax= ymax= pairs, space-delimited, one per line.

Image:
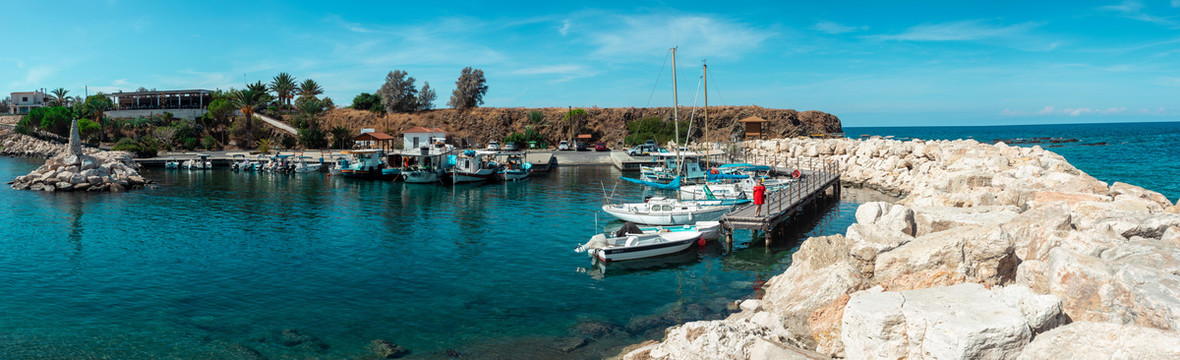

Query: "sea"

xmin=0 ymin=121 xmax=1176 ymax=359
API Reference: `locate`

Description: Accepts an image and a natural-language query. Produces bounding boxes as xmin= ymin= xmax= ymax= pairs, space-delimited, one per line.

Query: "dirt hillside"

xmin=318 ymin=106 xmax=842 ymax=146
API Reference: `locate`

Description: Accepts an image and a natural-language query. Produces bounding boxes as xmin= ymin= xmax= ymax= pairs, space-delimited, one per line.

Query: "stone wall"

xmin=621 ymin=137 xmax=1180 ymax=359
xmin=105 ymin=108 xmax=207 ymax=120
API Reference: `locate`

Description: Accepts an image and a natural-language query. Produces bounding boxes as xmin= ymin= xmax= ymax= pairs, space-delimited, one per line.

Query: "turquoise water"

xmin=0 ymin=159 xmax=858 ymax=359
xmin=846 ymin=121 xmax=1180 ymax=201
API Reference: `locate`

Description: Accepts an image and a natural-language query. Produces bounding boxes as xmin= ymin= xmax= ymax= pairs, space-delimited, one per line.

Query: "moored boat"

xmin=575 ymin=230 xmax=702 ymax=262
xmin=341 ymin=149 xmax=393 ymax=179
xmin=497 ymin=152 xmax=532 ymax=181
xmin=601 ymin=197 xmax=742 ymax=226
xmin=449 ymin=150 xmax=497 ymax=183
xmin=678 ymin=183 xmax=747 ymax=200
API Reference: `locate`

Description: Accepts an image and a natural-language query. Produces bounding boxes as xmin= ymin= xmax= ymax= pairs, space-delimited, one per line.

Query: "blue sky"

xmin=4 ymin=1 xmax=1180 ymax=126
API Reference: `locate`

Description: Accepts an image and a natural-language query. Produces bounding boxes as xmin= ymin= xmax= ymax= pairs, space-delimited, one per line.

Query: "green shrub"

xmin=297 ymin=125 xmax=328 ymax=149
xmin=112 ymin=137 xmax=157 ymax=158
xmin=280 ymin=135 xmax=296 ymax=149
xmin=27 ymin=106 xmax=74 ymax=136
xmin=78 ymin=119 xmax=101 ymax=143
xmin=201 ymin=135 xmax=220 ymax=150
xmin=14 ymin=116 xmax=33 ymax=135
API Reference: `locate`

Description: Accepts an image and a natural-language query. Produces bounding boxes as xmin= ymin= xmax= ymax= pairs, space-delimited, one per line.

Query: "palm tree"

xmin=51 ymin=88 xmax=69 ymax=107
xmin=269 ymin=73 xmax=297 ymax=107
xmin=298 ymin=79 xmax=324 ymax=101
xmin=232 ymin=84 xmax=267 ymax=147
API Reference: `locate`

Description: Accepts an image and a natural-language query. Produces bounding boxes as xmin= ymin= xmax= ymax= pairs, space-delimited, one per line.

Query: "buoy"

xmin=698 ymin=237 xmax=706 ymax=246
xmin=792 ymin=170 xmax=801 ymax=178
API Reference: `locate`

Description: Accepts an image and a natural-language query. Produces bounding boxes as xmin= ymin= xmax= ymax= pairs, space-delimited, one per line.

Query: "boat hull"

xmin=601 ymin=203 xmax=730 ymax=226
xmin=451 ymin=169 xmax=495 ymax=183
xmin=635 ymin=221 xmax=722 ymax=240
xmin=498 ymin=169 xmax=530 ymax=181
xmin=404 ymin=170 xmax=440 ymax=183
xmin=592 ymin=231 xmax=701 ymax=262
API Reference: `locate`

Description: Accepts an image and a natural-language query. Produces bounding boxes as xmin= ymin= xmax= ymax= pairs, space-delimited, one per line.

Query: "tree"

xmin=231 ymin=83 xmax=268 ymax=147
xmin=351 ymin=93 xmax=382 ymax=112
xmin=447 ymin=66 xmax=487 ymax=110
xmin=82 ymin=94 xmax=113 ymax=142
xmin=298 ymin=79 xmax=324 ymax=101
xmin=562 ymin=108 xmax=587 ymax=143
xmin=330 ymin=125 xmax=353 ymax=149
xmin=50 ymin=88 xmax=70 ymax=107
xmin=377 ymin=70 xmax=418 ymax=113
xmin=417 ymin=81 xmax=436 ymax=111
xmin=26 ymin=106 xmax=74 ymax=136
xmin=269 ymin=72 xmax=297 ymax=107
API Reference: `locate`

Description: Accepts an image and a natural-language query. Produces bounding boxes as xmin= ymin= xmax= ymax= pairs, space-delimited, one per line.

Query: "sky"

xmin=3 ymin=0 xmax=1180 ymax=127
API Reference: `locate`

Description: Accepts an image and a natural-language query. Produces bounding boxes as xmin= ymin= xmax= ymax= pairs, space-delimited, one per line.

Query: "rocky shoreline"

xmin=620 ymin=137 xmax=1180 ymax=359
xmin=4 ymin=123 xmax=152 ymax=192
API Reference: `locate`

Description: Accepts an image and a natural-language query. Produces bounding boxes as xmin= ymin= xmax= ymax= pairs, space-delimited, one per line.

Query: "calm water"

xmin=847 ymin=121 xmax=1180 ymax=201
xmin=0 ymin=159 xmax=860 ymax=359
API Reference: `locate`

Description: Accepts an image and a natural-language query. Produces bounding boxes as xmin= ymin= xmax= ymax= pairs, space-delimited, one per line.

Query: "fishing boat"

xmin=639 ymin=153 xmax=707 ymax=184
xmin=400 ymin=145 xmax=454 ymax=184
xmin=608 ymin=220 xmax=722 ymax=240
xmin=601 ymin=197 xmax=742 ymax=226
xmin=450 ymin=150 xmax=497 ymax=183
xmin=497 ymin=153 xmax=532 ymax=181
xmin=575 ymin=229 xmax=702 ymax=262
xmin=294 ymin=156 xmax=322 ymax=173
xmin=340 ymin=149 xmax=389 ymax=178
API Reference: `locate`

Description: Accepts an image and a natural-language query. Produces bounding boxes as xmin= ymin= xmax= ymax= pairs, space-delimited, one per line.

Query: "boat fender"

xmin=698 ymin=237 xmax=706 ymax=247
xmin=792 ymin=170 xmax=801 ymax=178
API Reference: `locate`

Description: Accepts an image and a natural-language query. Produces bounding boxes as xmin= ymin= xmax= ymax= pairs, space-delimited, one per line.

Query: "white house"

xmin=9 ymin=91 xmax=51 ymax=114
xmin=402 ymin=127 xmax=446 ymax=150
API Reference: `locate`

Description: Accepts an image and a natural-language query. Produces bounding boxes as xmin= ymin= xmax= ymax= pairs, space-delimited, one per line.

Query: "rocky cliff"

xmin=621 ymin=137 xmax=1180 ymax=359
xmin=318 ymin=106 xmax=842 ymax=146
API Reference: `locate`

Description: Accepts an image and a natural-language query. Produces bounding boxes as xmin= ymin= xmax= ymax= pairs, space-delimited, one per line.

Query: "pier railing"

xmin=723 ymin=156 xmax=841 ymax=230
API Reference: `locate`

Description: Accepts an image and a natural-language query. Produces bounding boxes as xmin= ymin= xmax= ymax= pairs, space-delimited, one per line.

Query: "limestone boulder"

xmin=873 ymin=225 xmax=1016 ymax=290
xmin=1002 ymin=202 xmax=1072 ymax=261
xmin=633 ymin=311 xmax=803 ymax=360
xmin=761 ymin=235 xmax=870 ymax=347
xmin=842 ymin=283 xmax=1045 ymax=360
xmin=1046 ymin=248 xmax=1126 ymax=323
xmin=1110 ymin=181 xmax=1174 ymax=210
xmin=1029 ymin=191 xmax=1109 ymax=208
xmin=1016 ymin=322 xmax=1180 ymax=360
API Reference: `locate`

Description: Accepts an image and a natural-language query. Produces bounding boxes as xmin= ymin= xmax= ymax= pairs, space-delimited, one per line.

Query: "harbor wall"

xmin=619 ymin=137 xmax=1180 ymax=359
xmin=105 ymin=108 xmax=207 ymax=120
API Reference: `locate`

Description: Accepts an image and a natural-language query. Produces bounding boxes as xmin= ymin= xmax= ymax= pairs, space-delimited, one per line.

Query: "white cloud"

xmin=587 ymin=15 xmax=772 ymax=59
xmin=559 ymin=20 xmax=571 ymax=36
xmin=1036 ymin=105 xmax=1055 ymax=115
xmin=510 ymin=64 xmax=597 ymax=82
xmin=1064 ymin=107 xmax=1092 ymax=116
xmin=814 ymin=21 xmax=867 ymax=34
xmin=871 ymin=20 xmax=1041 ymax=41
xmin=1002 ymin=105 xmax=1137 ymax=117
xmin=7 ymin=65 xmax=53 ymax=90
xmin=1099 ymin=0 xmax=1179 ymax=27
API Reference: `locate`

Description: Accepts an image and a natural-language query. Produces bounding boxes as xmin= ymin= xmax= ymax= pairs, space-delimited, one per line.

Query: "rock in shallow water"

xmin=369 ymin=339 xmax=409 ymax=358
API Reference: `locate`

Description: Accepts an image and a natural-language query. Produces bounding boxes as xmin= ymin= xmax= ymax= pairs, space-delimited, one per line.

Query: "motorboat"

xmin=183 ymin=154 xmax=212 ymax=170
xmin=449 ymin=150 xmax=497 ymax=183
xmin=329 ymin=156 xmax=347 ymax=176
xmin=401 ymin=145 xmax=454 ymax=184
xmin=601 ymin=197 xmax=742 ymax=226
xmin=678 ymin=183 xmax=747 ymax=200
xmin=294 ymin=156 xmax=322 ymax=173
xmin=632 ymin=221 xmax=722 ymax=240
xmin=164 ymin=159 xmax=180 ymax=169
xmin=575 ymin=229 xmax=702 ymax=262
xmin=230 ymin=154 xmax=251 ymax=171
xmin=640 ymin=153 xmax=707 ymax=184
xmin=497 ymin=153 xmax=532 ymax=181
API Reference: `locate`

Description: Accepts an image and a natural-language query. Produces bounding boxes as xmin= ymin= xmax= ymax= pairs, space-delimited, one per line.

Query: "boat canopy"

xmin=620 ymin=176 xmax=681 ymax=190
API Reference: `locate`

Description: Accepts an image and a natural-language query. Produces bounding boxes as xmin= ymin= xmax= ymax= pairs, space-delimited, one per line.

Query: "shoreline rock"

xmin=5 ymin=124 xmax=152 ymax=192
xmin=621 ymin=137 xmax=1180 ymax=359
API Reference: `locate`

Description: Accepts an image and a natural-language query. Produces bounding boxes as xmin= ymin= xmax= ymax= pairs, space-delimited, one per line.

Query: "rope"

xmin=645 ymin=51 xmax=671 ymax=107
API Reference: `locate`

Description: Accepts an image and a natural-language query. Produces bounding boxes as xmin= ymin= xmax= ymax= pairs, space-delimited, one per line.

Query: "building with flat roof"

xmin=106 ymin=89 xmax=212 ymax=110
xmin=402 ymin=127 xmax=446 ymax=150
xmin=9 ymin=91 xmax=51 ymax=114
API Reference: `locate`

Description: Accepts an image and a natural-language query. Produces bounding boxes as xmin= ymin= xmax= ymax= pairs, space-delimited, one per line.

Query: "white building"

xmin=402 ymin=127 xmax=446 ymax=150
xmin=9 ymin=91 xmax=51 ymax=114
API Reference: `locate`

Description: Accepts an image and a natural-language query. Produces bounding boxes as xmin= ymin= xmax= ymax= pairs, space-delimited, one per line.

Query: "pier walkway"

xmin=721 ymin=156 xmax=841 ymax=246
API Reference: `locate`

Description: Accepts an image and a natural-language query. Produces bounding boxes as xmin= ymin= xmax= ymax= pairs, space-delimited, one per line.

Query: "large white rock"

xmin=842 ymin=283 xmax=1044 ymax=360
xmin=872 ymin=225 xmax=1016 ymax=290
xmin=1016 ymin=322 xmax=1180 ymax=360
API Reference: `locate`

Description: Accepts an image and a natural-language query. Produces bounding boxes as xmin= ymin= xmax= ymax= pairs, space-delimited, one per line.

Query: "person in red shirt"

xmin=753 ymin=178 xmax=767 ymax=216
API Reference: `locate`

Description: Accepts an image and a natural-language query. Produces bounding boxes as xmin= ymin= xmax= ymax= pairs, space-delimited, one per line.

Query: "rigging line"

xmin=708 ymin=67 xmax=725 ymax=105
xmin=646 ymin=52 xmax=672 ymax=107
xmin=686 ymin=74 xmax=704 ymax=143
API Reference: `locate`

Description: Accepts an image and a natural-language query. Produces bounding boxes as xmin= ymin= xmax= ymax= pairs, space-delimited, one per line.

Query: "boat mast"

xmin=703 ymin=60 xmax=709 ymax=170
xmin=671 ymin=47 xmax=683 ymax=200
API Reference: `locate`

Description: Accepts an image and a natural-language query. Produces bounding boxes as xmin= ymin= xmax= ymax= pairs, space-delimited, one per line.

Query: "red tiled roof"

xmin=354 ymin=132 xmax=396 ymax=141
xmin=402 ymin=127 xmax=446 ymax=133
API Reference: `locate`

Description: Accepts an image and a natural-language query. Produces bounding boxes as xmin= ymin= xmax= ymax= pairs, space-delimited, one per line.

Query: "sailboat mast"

xmin=703 ymin=61 xmax=709 ymax=169
xmin=671 ymin=47 xmax=682 ymax=200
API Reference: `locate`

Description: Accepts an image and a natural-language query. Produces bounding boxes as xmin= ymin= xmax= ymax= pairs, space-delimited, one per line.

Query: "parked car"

xmin=644 ymin=140 xmax=657 ymax=147
xmin=576 ymin=142 xmax=589 ymax=151
xmin=558 ymin=140 xmax=570 ymax=151
xmin=504 ymin=142 xmax=517 ymax=151
xmin=487 ymin=140 xmax=500 ymax=151
xmin=595 ymin=142 xmax=608 ymax=151
xmin=627 ymin=144 xmax=656 ymax=156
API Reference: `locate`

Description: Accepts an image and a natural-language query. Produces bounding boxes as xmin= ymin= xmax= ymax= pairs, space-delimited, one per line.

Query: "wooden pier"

xmin=722 ymin=157 xmax=841 ymax=247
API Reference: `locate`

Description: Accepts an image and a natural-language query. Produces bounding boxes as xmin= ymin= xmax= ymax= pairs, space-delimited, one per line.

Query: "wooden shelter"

xmin=354 ymin=132 xmax=396 ymax=151
xmin=738 ymin=116 xmax=768 ymax=140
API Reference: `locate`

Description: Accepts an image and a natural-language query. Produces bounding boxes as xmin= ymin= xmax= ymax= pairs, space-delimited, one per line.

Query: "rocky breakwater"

xmin=0 ymin=128 xmax=70 ymax=158
xmin=7 ymin=120 xmax=151 ymax=192
xmin=621 ymin=137 xmax=1180 ymax=359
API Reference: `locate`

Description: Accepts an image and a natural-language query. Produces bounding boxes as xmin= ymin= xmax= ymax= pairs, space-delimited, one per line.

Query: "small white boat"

xmin=575 ymin=230 xmax=702 ymax=262
xmin=678 ymin=183 xmax=747 ymax=200
xmin=164 ymin=159 xmax=180 ymax=169
xmin=329 ymin=156 xmax=347 ymax=176
xmin=183 ymin=154 xmax=212 ymax=170
xmin=294 ymin=156 xmax=322 ymax=173
xmin=634 ymin=221 xmax=722 ymax=240
xmin=601 ymin=197 xmax=739 ymax=226
xmin=230 ymin=154 xmax=251 ymax=171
